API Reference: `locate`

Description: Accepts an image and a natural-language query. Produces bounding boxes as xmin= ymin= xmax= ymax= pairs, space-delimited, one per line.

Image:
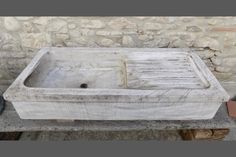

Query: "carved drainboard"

xmin=3 ymin=47 xmax=230 ymax=120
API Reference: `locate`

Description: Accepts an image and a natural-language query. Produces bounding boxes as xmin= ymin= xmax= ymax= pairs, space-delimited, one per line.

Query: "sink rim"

xmin=3 ymin=47 xmax=230 ymax=103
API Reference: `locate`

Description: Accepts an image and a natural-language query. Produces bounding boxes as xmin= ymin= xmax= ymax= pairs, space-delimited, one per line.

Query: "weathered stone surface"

xmin=96 ymin=30 xmax=122 ymax=36
xmin=108 ymin=17 xmax=137 ymax=29
xmin=144 ymin=38 xmax=170 ymax=48
xmin=122 ymin=36 xmax=135 ymax=46
xmin=194 ymin=37 xmax=221 ymax=50
xmin=22 ymin=22 xmax=36 ymax=33
xmin=79 ymin=29 xmax=96 ymax=36
xmin=207 ymin=19 xmax=218 ymax=25
xmin=186 ymin=26 xmax=202 ymax=32
xmin=0 ymin=51 xmax=25 ymax=59
xmin=213 ymin=72 xmax=234 ymax=82
xmin=47 ymin=19 xmax=68 ymax=33
xmin=167 ymin=17 xmax=177 ymax=23
xmin=143 ymin=23 xmax=162 ymax=31
xmin=20 ymin=33 xmax=51 ymax=49
xmin=123 ymin=31 xmax=138 ymax=35
xmin=64 ymin=41 xmax=79 ymax=47
xmin=33 ymin=17 xmax=50 ymax=25
xmin=54 ymin=33 xmax=70 ymax=41
xmin=16 ymin=17 xmax=34 ymax=21
xmin=0 ymin=70 xmax=13 ymax=80
xmin=203 ymin=59 xmax=215 ymax=71
xmin=179 ymin=33 xmax=195 ymax=42
xmin=70 ymin=36 xmax=91 ymax=46
xmin=81 ymin=19 xmax=105 ymax=29
xmin=195 ymin=50 xmax=215 ymax=59
xmin=138 ymin=34 xmax=154 ymax=41
xmin=134 ymin=16 xmax=150 ymax=20
xmin=182 ymin=17 xmax=194 ymax=23
xmin=211 ymin=57 xmax=222 ymax=66
xmin=68 ymin=29 xmax=82 ymax=38
xmin=97 ymin=38 xmax=114 ymax=47
xmin=0 ymin=33 xmax=21 ymax=51
xmin=215 ymin=49 xmax=236 ymax=57
xmin=215 ymin=66 xmax=231 ymax=73
xmin=68 ymin=23 xmax=77 ymax=29
xmin=211 ymin=27 xmax=236 ymax=33
xmin=166 ymin=24 xmax=180 ymax=30
xmin=170 ymin=39 xmax=189 ymax=48
xmin=222 ymin=57 xmax=236 ymax=67
xmin=4 ymin=17 xmax=21 ymax=31
xmin=0 ymin=57 xmax=29 ymax=75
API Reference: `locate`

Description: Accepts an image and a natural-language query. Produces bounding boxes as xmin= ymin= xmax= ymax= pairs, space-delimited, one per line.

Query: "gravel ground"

xmin=19 ymin=130 xmax=182 ymax=141
xmin=18 ymin=128 xmax=236 ymax=141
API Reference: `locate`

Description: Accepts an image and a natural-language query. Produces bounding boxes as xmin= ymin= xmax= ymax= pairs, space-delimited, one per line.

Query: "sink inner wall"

xmin=24 ymin=50 xmax=209 ymax=89
xmin=24 ymin=51 xmax=127 ymax=89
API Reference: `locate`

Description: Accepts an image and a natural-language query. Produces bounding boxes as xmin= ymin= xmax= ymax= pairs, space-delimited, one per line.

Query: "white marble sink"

xmin=3 ymin=47 xmax=230 ymax=120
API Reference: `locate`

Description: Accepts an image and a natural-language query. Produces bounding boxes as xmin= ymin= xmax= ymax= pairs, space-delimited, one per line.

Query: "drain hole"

xmin=80 ymin=83 xmax=88 ymax=88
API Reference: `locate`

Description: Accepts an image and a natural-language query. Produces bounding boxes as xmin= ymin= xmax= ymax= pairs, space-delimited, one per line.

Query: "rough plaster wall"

xmin=0 ymin=16 xmax=236 ymax=93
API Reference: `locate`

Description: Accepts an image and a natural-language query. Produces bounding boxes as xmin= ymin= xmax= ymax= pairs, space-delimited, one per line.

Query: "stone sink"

xmin=3 ymin=47 xmax=230 ymax=120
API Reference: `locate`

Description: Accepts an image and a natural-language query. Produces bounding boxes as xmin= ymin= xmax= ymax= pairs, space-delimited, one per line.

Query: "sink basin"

xmin=24 ymin=50 xmax=126 ymax=89
xmin=3 ymin=47 xmax=230 ymax=120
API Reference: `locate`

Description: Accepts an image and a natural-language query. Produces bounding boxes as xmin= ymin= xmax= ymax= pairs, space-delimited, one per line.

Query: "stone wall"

xmin=1 ymin=16 xmax=236 ymax=93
